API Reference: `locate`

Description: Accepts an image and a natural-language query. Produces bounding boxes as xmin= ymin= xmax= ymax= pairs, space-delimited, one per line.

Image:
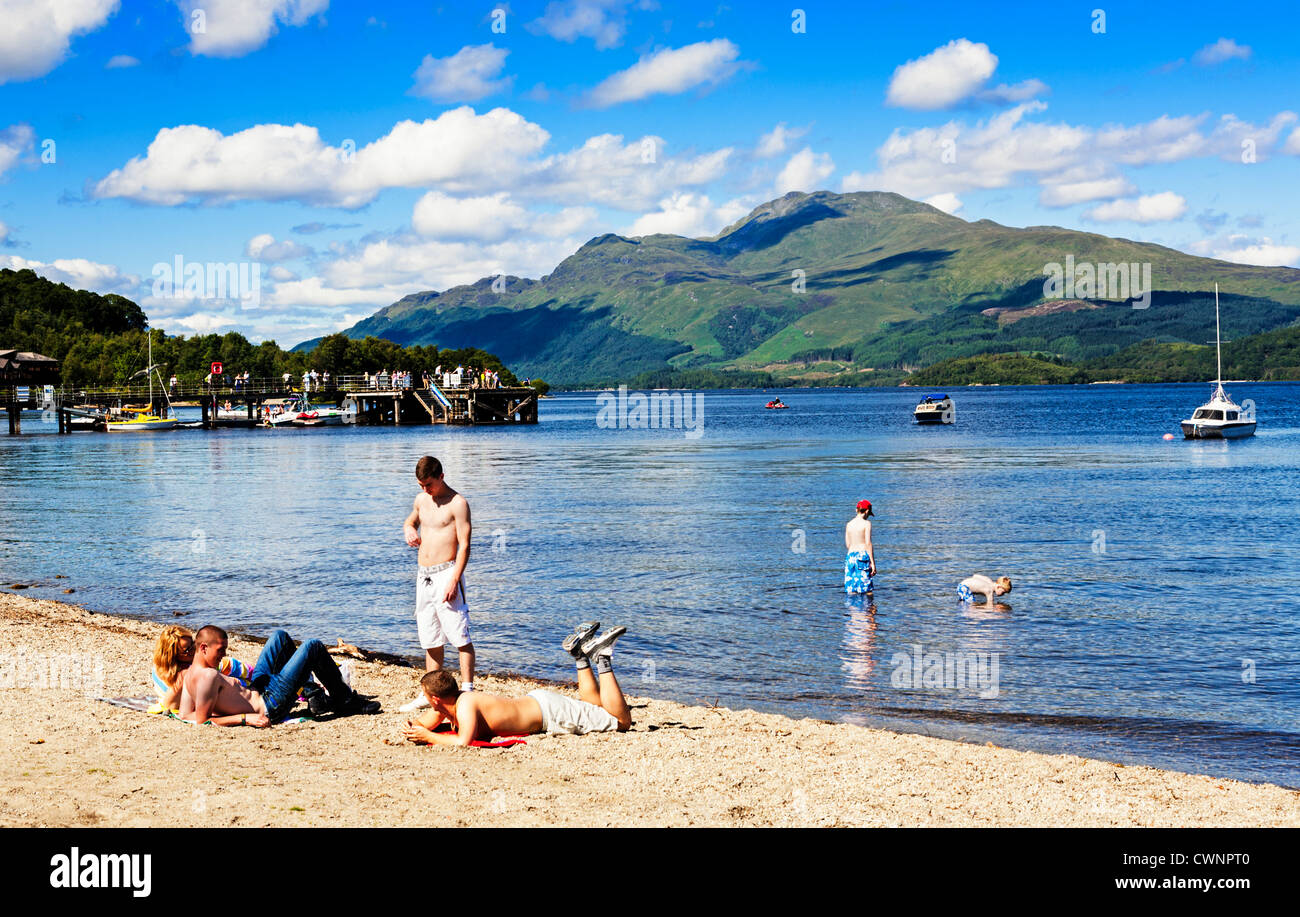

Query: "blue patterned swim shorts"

xmin=845 ymin=551 xmax=873 ymax=595
xmin=957 ymin=583 xmax=974 ymax=602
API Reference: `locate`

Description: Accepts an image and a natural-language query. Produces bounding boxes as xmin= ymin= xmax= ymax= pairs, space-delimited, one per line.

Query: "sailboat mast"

xmin=1214 ymin=283 xmax=1222 ymax=385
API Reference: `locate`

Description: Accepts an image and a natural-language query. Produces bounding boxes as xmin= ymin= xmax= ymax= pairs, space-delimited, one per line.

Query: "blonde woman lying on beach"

xmin=150 ymin=624 xmax=253 ymax=714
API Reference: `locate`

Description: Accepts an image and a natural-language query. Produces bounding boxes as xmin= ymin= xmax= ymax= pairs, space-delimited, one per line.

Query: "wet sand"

xmin=1 ymin=591 xmax=1297 ymax=827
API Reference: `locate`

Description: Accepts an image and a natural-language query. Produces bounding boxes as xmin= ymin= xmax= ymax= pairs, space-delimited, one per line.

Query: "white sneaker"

xmin=399 ymin=692 xmax=430 ymax=713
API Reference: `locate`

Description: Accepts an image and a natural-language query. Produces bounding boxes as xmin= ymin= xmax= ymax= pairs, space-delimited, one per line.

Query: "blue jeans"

xmin=250 ymin=630 xmax=350 ymax=722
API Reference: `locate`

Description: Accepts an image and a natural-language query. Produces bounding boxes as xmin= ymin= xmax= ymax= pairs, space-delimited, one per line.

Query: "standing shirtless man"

xmin=844 ymin=499 xmax=877 ymax=595
xmin=401 ymin=455 xmax=474 ymax=711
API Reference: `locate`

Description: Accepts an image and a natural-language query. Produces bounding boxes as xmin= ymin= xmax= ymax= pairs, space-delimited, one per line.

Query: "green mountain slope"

xmin=327 ymin=191 xmax=1300 ymax=385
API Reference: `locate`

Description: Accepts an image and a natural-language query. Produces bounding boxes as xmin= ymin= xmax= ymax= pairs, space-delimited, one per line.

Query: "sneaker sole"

xmin=563 ymin=621 xmax=601 ymax=654
xmin=581 ymin=625 xmax=626 ymax=658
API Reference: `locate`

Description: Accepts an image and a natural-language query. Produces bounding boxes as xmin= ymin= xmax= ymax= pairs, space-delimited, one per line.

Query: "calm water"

xmin=3 ymin=383 xmax=1299 ymax=786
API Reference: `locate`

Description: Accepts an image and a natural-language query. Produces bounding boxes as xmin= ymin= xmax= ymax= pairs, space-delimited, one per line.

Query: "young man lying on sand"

xmin=958 ymin=574 xmax=1012 ymax=608
xmin=181 ymin=625 xmax=380 ymax=726
xmin=401 ymin=623 xmax=631 ymax=746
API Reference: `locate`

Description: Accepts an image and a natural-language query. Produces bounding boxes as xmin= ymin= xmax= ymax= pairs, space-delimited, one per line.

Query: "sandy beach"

xmin=1 ymin=591 xmax=1297 ymax=828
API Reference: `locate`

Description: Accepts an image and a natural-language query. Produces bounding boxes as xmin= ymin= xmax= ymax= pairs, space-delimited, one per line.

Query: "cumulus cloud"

xmin=91 ymin=109 xmax=732 ymax=213
xmin=529 ymin=0 xmax=637 ymax=50
xmin=0 ymin=254 xmax=140 ymax=295
xmin=0 ymin=0 xmax=118 ymax=84
xmin=625 ymin=192 xmax=752 ymax=238
xmin=842 ymin=103 xmax=1297 ymax=203
xmin=586 ymin=39 xmax=741 ymax=107
xmin=923 ymin=192 xmax=963 ymax=215
xmin=0 ymin=124 xmax=35 ymax=177
xmin=755 ymin=122 xmax=809 ymax=159
xmin=1082 ymin=192 xmax=1187 ymax=224
xmin=410 ymin=191 xmax=595 ymax=241
xmin=774 ymin=147 xmax=834 ymax=195
xmin=1190 ymin=233 xmax=1300 ymax=267
xmin=1193 ymin=38 xmax=1252 ymax=66
xmin=245 ymin=233 xmax=313 ymax=261
xmin=1038 ymin=173 xmax=1136 ymax=207
xmin=91 ymin=107 xmax=550 ymax=208
xmin=105 ymin=54 xmax=139 ymax=68
xmin=411 ymin=44 xmax=512 ymax=103
xmin=175 ymin=0 xmax=327 ymax=58
xmin=1286 ymin=127 xmax=1300 ymax=155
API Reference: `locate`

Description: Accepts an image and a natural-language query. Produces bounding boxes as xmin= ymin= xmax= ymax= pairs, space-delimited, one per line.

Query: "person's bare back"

xmin=180 ymin=664 xmax=265 ymax=723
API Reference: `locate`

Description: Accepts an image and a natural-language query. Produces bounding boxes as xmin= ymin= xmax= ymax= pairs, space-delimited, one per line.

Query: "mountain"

xmin=322 ymin=191 xmax=1300 ymax=385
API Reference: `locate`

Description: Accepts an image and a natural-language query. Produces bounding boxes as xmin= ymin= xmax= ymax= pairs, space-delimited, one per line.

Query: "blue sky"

xmin=2 ymin=0 xmax=1298 ymax=345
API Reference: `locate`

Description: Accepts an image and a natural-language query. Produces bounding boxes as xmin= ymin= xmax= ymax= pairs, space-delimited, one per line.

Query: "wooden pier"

xmin=344 ymin=386 xmax=538 ymax=426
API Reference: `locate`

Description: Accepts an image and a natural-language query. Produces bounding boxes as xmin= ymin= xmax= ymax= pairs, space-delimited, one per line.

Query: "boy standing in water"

xmin=401 ymin=455 xmax=475 ymax=712
xmin=844 ymin=499 xmax=876 ymax=595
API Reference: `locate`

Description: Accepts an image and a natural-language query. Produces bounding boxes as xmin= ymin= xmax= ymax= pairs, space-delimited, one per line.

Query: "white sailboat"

xmin=1180 ymin=284 xmax=1256 ymax=440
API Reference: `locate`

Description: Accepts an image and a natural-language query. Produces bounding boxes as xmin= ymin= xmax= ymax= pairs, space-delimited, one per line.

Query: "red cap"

xmin=857 ymin=499 xmax=873 ymax=514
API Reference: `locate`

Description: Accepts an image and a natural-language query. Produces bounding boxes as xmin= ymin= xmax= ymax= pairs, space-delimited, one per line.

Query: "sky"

xmin=1 ymin=0 xmax=1298 ymax=347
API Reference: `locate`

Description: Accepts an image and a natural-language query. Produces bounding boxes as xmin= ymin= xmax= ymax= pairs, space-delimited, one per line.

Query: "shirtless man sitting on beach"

xmin=401 ymin=623 xmax=631 ymax=746
xmin=957 ymin=574 xmax=1012 ymax=608
xmin=180 ymin=625 xmax=379 ymax=726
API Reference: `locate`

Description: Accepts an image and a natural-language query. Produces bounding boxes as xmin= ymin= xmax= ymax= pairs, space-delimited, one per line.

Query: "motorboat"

xmin=265 ymin=395 xmax=346 ymax=427
xmin=1180 ymin=285 xmax=1256 ymax=440
xmin=914 ymin=393 xmax=954 ymax=424
xmin=764 ymin=398 xmax=789 ymax=410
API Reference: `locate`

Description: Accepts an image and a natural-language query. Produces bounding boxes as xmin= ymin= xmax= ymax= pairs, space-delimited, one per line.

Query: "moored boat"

xmin=1180 ymin=285 xmax=1256 ymax=440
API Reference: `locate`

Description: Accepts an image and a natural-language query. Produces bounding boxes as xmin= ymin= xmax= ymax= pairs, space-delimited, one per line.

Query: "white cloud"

xmin=625 ymin=192 xmax=752 ymax=238
xmin=175 ymin=0 xmax=328 ymax=58
xmin=91 ymin=107 xmax=550 ymax=208
xmin=842 ymin=103 xmax=1298 ymax=203
xmin=774 ymin=147 xmax=834 ymax=195
xmin=0 ymin=0 xmax=118 ymax=84
xmin=1285 ymin=127 xmax=1300 ymax=156
xmin=1193 ymin=38 xmax=1252 ymax=66
xmin=1191 ymin=234 xmax=1300 ymax=267
xmin=1082 ymin=192 xmax=1187 ymax=224
xmin=587 ymin=39 xmax=741 ymax=107
xmin=92 ymin=109 xmax=732 ymax=213
xmin=1038 ymin=174 xmax=1136 ymax=207
xmin=0 ymin=254 xmax=140 ymax=295
xmin=886 ymin=39 xmax=998 ymax=110
xmin=245 ymin=233 xmax=312 ymax=261
xmin=755 ymin=122 xmax=809 ymax=159
xmin=923 ymin=192 xmax=963 ymax=215
xmin=105 ymin=54 xmax=139 ymax=69
xmin=411 ymin=44 xmax=512 ymax=103
xmin=979 ymin=78 xmax=1049 ymax=104
xmin=0 ymin=124 xmax=35 ymax=177
xmin=412 ymin=191 xmax=528 ymax=241
xmin=529 ymin=0 xmax=635 ymax=50
xmin=522 ymin=133 xmax=733 ymax=211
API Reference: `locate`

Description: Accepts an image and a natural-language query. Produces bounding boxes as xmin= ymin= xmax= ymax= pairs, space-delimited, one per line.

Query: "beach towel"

xmin=95 ymin=695 xmax=313 ymax=725
xmin=431 ymin=723 xmax=527 ymax=748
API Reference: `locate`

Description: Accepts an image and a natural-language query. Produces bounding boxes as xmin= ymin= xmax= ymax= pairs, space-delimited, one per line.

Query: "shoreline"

xmin=2 ymin=593 xmax=1298 ymax=827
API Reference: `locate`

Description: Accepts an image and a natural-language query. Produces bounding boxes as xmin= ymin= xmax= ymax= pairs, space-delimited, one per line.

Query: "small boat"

xmin=106 ymin=411 xmax=178 ymax=432
xmin=765 ymin=398 xmax=789 ymax=410
xmin=214 ymin=402 xmax=257 ymax=428
xmin=914 ymin=393 xmax=953 ymax=424
xmin=265 ymin=395 xmax=346 ymax=427
xmin=105 ymin=330 xmax=178 ymax=432
xmin=1180 ymin=285 xmax=1256 ymax=440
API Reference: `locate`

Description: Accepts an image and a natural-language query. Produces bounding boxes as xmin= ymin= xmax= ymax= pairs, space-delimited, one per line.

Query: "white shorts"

xmin=528 ymin=689 xmax=620 ymax=735
xmin=415 ymin=563 xmax=471 ymax=649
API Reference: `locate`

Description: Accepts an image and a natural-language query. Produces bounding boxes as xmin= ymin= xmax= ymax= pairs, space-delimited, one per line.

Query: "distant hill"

xmin=323 ymin=190 xmax=1300 ymax=386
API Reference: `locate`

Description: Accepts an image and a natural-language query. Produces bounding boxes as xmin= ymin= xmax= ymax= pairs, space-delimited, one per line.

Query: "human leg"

xmin=457 ymin=643 xmax=475 ymax=688
xmin=249 ymin=630 xmax=295 ymax=694
xmin=576 ymin=665 xmax=601 ymax=706
xmin=597 ymin=668 xmax=632 ymax=731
